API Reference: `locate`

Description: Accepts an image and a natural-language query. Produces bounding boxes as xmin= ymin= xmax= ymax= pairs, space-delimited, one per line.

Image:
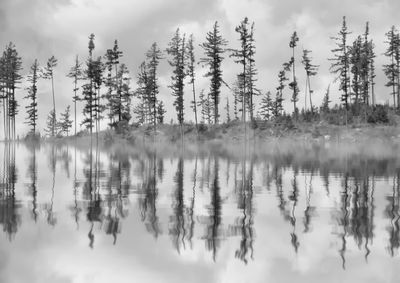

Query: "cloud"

xmin=0 ymin=0 xmax=398 ymax=136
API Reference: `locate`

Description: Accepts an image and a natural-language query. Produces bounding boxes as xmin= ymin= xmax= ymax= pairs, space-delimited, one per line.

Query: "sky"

xmin=0 ymin=0 xmax=399 ymax=136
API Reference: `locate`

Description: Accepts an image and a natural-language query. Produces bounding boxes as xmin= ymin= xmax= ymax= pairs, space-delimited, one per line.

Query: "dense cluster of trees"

xmin=2 ymin=16 xmax=400 ymax=140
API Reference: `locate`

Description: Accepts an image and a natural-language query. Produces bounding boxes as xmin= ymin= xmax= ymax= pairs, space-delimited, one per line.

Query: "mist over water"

xmin=0 ymin=141 xmax=399 ymax=283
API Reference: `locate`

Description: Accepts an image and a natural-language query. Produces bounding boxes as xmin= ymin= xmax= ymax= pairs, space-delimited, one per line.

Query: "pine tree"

xmin=146 ymin=43 xmax=163 ymax=132
xmin=259 ymin=91 xmax=273 ymax=121
xmin=301 ymin=49 xmax=318 ymax=113
xmin=224 ymin=97 xmax=231 ymax=123
xmin=67 ymin=55 xmax=83 ymax=136
xmin=105 ymin=40 xmax=123 ymax=124
xmin=321 ymin=85 xmax=331 ymax=113
xmin=92 ymin=56 xmax=105 ymax=132
xmin=350 ymin=36 xmax=363 ymax=110
xmin=361 ymin=22 xmax=371 ymax=105
xmin=157 ymin=101 xmax=166 ymax=124
xmin=200 ymin=21 xmax=228 ymax=124
xmin=330 ymin=16 xmax=351 ymax=110
xmin=166 ymin=29 xmax=186 ymax=125
xmin=25 ymin=59 xmax=40 ymax=134
xmin=186 ymin=34 xmax=198 ymax=130
xmin=247 ymin=21 xmax=259 ymax=120
xmin=2 ymin=43 xmax=23 ymax=140
xmin=44 ymin=110 xmax=58 ymax=137
xmin=81 ymin=33 xmax=97 ymax=133
xmin=60 ymin=105 xmax=73 ymax=136
xmin=276 ymin=68 xmax=288 ymax=116
xmin=117 ymin=64 xmax=132 ymax=122
xmin=383 ymin=26 xmax=399 ymax=107
xmin=43 ymin=55 xmax=58 ymax=137
xmin=134 ymin=61 xmax=150 ymax=124
xmin=289 ymin=31 xmax=300 ymax=116
xmin=231 ymin=17 xmax=250 ymax=122
xmin=369 ymin=40 xmax=377 ymax=105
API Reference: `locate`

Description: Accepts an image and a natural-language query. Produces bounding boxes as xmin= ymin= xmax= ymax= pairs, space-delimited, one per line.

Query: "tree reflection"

xmin=234 ymin=157 xmax=255 ymax=264
xmin=26 ymin=143 xmax=38 ymax=222
xmin=138 ymin=152 xmax=161 ymax=238
xmin=0 ymin=143 xmax=20 ymax=240
xmin=385 ymin=171 xmax=400 ymax=256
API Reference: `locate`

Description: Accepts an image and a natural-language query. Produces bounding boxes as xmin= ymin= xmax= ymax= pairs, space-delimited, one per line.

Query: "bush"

xmin=111 ymin=120 xmax=131 ymax=135
xmin=323 ymin=107 xmax=354 ymax=125
xmin=274 ymin=114 xmax=295 ymax=130
xmin=198 ymin=123 xmax=208 ymax=133
xmin=367 ymin=105 xmax=389 ymax=124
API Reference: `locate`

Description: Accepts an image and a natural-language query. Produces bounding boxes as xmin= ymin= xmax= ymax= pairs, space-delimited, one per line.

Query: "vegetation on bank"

xmin=2 ymin=16 xmax=400 ymax=143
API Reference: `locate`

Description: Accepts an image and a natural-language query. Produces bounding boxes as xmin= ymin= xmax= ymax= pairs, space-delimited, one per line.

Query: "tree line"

xmin=2 ymin=16 xmax=400 ymax=140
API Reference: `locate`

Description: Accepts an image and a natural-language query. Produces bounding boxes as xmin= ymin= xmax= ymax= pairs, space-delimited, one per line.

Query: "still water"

xmin=0 ymin=141 xmax=399 ymax=283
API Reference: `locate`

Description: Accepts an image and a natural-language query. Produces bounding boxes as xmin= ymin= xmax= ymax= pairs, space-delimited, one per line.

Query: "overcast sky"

xmin=1 ymin=0 xmax=399 ymax=136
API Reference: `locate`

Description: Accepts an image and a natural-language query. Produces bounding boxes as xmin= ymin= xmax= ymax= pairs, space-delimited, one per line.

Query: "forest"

xmin=0 ymin=16 xmax=399 ymax=142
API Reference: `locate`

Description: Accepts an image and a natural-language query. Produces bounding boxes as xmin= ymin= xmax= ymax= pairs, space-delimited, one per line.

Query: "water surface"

xmin=0 ymin=141 xmax=399 ymax=283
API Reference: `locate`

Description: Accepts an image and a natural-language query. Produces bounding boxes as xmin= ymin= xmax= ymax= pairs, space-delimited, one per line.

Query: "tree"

xmin=275 ymin=68 xmax=288 ymax=116
xmin=321 ymin=85 xmax=331 ymax=113
xmin=231 ymin=17 xmax=259 ymax=122
xmin=81 ymin=34 xmax=97 ymax=133
xmin=186 ymin=34 xmax=198 ymax=130
xmin=134 ymin=61 xmax=150 ymax=124
xmin=25 ymin=59 xmax=40 ymax=134
xmin=259 ymin=91 xmax=273 ymax=121
xmin=146 ymin=43 xmax=163 ymax=133
xmin=60 ymin=106 xmax=73 ymax=136
xmin=43 ymin=55 xmax=58 ymax=137
xmin=369 ymin=39 xmax=377 ymax=105
xmin=289 ymin=31 xmax=300 ymax=115
xmin=330 ymin=16 xmax=351 ymax=110
xmin=383 ymin=26 xmax=399 ymax=107
xmin=67 ymin=55 xmax=83 ymax=136
xmin=350 ymin=36 xmax=363 ymax=110
xmin=44 ymin=110 xmax=58 ymax=137
xmin=301 ymin=49 xmax=318 ymax=113
xmin=166 ymin=29 xmax=186 ymax=126
xmin=224 ymin=97 xmax=231 ymax=123
xmin=117 ymin=64 xmax=132 ymax=122
xmin=1 ymin=43 xmax=23 ymax=140
xmin=105 ymin=40 xmax=123 ymax=124
xmin=200 ymin=21 xmax=228 ymax=124
xmin=157 ymin=101 xmax=166 ymax=124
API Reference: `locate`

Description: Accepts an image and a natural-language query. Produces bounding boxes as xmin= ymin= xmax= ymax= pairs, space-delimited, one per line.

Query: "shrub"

xmin=274 ymin=114 xmax=295 ymax=130
xmin=367 ymin=105 xmax=389 ymax=124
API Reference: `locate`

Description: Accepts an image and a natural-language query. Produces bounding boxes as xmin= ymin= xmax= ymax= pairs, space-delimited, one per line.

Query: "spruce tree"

xmin=81 ymin=34 xmax=97 ymax=133
xmin=60 ymin=105 xmax=73 ymax=136
xmin=157 ymin=101 xmax=166 ymax=124
xmin=186 ymin=34 xmax=198 ymax=130
xmin=105 ymin=40 xmax=123 ymax=124
xmin=43 ymin=55 xmax=58 ymax=137
xmin=44 ymin=110 xmax=58 ymax=137
xmin=200 ymin=21 xmax=227 ymax=124
xmin=259 ymin=91 xmax=273 ymax=121
xmin=350 ymin=36 xmax=363 ymax=110
xmin=25 ymin=59 xmax=40 ymax=134
xmin=383 ymin=26 xmax=399 ymax=107
xmin=166 ymin=29 xmax=186 ymax=125
xmin=231 ymin=17 xmax=250 ymax=122
xmin=301 ymin=49 xmax=318 ymax=113
xmin=2 ymin=43 xmax=23 ymax=140
xmin=330 ymin=16 xmax=351 ymax=110
xmin=67 ymin=55 xmax=83 ymax=136
xmin=289 ymin=31 xmax=300 ymax=116
xmin=134 ymin=61 xmax=150 ymax=124
xmin=146 ymin=43 xmax=163 ymax=132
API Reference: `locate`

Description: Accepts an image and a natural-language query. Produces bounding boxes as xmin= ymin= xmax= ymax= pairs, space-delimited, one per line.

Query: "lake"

xmin=0 ymin=140 xmax=399 ymax=283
